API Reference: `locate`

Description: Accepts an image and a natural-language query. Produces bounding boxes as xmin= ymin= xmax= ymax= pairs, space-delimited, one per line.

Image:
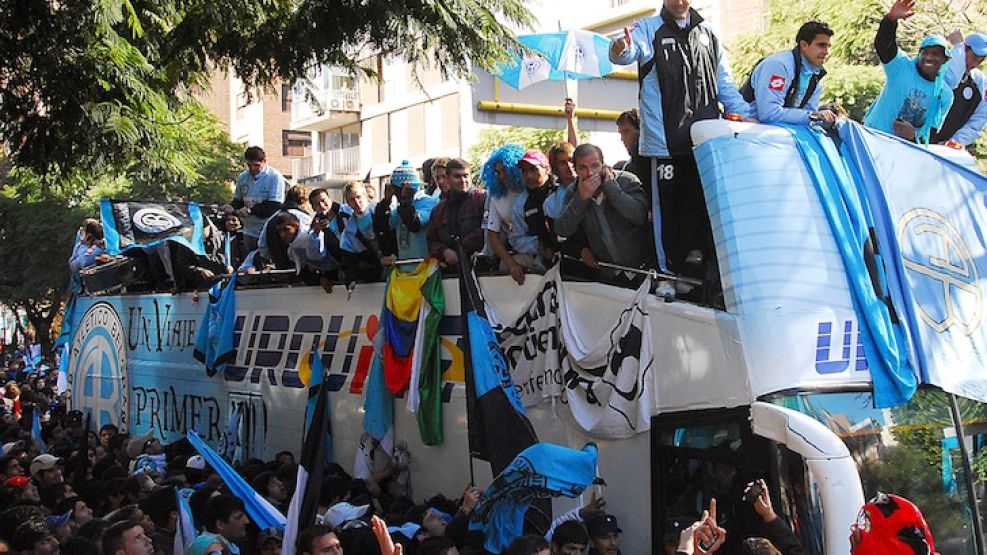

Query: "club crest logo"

xmin=768 ymin=75 xmax=786 ymax=92
xmin=897 ymin=208 xmax=983 ymax=335
xmin=133 ymin=207 xmax=181 ymax=234
xmin=70 ymin=303 xmax=129 ymax=430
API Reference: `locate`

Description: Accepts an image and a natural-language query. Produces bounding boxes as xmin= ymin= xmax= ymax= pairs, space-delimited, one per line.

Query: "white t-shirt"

xmin=483 ymin=190 xmax=521 ymax=233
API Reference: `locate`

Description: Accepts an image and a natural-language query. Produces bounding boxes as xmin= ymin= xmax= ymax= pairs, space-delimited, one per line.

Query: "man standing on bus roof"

xmin=608 ymin=0 xmax=749 ymax=278
xmin=230 ymin=146 xmax=287 ymax=254
xmin=741 ymin=21 xmax=837 ymax=125
xmin=932 ymin=31 xmax=987 ymax=146
xmin=863 ymin=0 xmax=956 ymax=144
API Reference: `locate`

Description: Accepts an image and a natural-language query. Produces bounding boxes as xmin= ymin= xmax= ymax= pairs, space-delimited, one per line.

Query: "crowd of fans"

xmin=0 ymin=349 xmax=946 ymax=555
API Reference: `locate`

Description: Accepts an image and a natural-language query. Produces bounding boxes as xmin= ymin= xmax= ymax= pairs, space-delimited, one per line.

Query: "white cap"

xmin=320 ymin=502 xmax=369 ymax=528
xmin=186 ymin=455 xmax=206 ymax=470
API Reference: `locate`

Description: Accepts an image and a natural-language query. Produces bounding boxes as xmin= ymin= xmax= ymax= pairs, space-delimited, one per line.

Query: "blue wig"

xmin=481 ymin=144 xmax=526 ymax=198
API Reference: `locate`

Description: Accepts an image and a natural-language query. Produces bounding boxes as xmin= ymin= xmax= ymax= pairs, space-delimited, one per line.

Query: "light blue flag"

xmin=174 ymin=488 xmax=197 ymax=554
xmin=362 ymin=354 xmax=393 ymax=442
xmin=32 ymin=408 xmax=47 ymax=453
xmin=220 ymin=404 xmax=242 ymax=463
xmin=496 ymin=30 xmax=614 ymax=89
xmin=186 ymin=431 xmax=286 ymax=531
xmin=194 ymin=276 xmax=238 ymax=377
xmin=783 ymin=124 xmax=916 ymax=407
xmin=468 ymin=443 xmax=598 ymax=553
xmin=56 ymin=344 xmax=69 ymax=395
xmin=838 ymin=122 xmax=987 ymax=403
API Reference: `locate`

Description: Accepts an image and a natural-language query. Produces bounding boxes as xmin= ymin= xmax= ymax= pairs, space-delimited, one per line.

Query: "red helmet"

xmin=852 ymin=493 xmax=934 ymax=555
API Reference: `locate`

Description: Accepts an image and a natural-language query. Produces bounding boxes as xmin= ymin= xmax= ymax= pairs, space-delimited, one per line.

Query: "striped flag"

xmin=283 ymin=348 xmax=333 ymax=555
xmin=456 ymin=243 xmax=549 ymax=535
xmin=186 ymin=431 xmax=285 ymax=530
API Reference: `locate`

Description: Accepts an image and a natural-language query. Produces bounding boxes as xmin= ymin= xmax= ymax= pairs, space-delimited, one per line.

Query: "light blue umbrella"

xmin=496 ymin=30 xmax=615 ymax=89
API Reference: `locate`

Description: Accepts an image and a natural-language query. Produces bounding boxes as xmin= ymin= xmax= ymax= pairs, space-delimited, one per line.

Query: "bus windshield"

xmin=771 ymin=389 xmax=987 ymax=555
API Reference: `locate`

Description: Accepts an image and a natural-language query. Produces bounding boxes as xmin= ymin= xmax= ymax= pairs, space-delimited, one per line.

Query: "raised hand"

xmin=578 ymin=490 xmax=607 ymax=519
xmin=610 ymin=27 xmax=633 ymax=56
xmin=372 ymin=515 xmax=403 ymax=555
xmin=694 ymin=498 xmax=727 ymax=554
xmin=564 ymin=98 xmax=576 ymax=120
xmin=887 ymin=0 xmax=915 ymax=21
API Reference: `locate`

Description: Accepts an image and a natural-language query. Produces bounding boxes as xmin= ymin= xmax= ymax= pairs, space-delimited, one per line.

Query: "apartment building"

xmin=196 ymin=71 xmax=311 ymax=181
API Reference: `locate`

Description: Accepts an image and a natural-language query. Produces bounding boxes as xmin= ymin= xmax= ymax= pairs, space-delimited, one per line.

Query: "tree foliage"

xmin=0 ymin=0 xmax=532 ymax=179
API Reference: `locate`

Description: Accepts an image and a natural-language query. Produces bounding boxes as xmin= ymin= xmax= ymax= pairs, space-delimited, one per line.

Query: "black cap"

xmin=663 ymin=516 xmax=693 ymax=543
xmin=585 ymin=514 xmax=622 ymax=537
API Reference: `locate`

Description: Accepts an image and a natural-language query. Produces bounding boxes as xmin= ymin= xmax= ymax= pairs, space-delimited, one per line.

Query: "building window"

xmin=281 ymin=84 xmax=292 ymax=112
xmin=282 ymin=130 xmax=311 ymax=157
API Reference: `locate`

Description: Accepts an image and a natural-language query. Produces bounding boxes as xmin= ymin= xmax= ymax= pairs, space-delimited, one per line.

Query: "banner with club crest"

xmin=494 ymin=266 xmax=656 ymax=439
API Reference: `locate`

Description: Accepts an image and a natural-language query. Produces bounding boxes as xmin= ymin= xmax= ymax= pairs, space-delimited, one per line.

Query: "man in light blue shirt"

xmin=230 ymin=146 xmax=286 ymax=252
xmin=741 ymin=22 xmax=837 ymax=125
xmin=863 ymin=0 xmax=955 ymax=144
xmin=933 ymin=31 xmax=987 ymax=146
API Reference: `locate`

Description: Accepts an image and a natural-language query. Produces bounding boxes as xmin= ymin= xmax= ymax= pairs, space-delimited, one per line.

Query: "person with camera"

xmin=388 ymin=160 xmax=438 ymax=266
xmin=306 ymin=188 xmax=349 ymax=292
xmin=742 ymin=479 xmax=804 ymax=555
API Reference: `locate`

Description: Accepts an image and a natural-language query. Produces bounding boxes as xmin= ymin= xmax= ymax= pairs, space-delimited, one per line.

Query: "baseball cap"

xmin=919 ymin=34 xmax=953 ymax=57
xmin=966 ymin=32 xmax=987 ymax=57
xmin=29 ymin=454 xmax=62 ymax=477
xmin=125 ymin=430 xmax=156 ymax=459
xmin=321 ymin=501 xmax=369 ymax=528
xmin=585 ymin=514 xmax=622 ymax=537
xmin=390 ymin=160 xmax=422 ymax=189
xmin=2 ymin=440 xmax=25 ymax=456
xmin=519 ymin=149 xmax=550 ymax=169
xmin=186 ymin=455 xmax=206 ymax=470
xmin=4 ymin=475 xmax=31 ymax=489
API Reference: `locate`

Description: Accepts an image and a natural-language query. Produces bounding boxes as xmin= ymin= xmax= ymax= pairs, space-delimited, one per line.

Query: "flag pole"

xmin=456 ymin=236 xmax=479 ymax=488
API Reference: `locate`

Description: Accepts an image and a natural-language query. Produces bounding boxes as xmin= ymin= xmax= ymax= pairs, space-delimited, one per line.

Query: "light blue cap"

xmin=966 ymin=32 xmax=987 ymax=57
xmin=919 ymin=34 xmax=952 ymax=57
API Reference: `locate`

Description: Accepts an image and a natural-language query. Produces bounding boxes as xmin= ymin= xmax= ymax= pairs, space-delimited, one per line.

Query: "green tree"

xmin=0 ymin=192 xmax=88 ymax=354
xmin=0 ymin=100 xmax=240 ymax=350
xmin=0 ymin=0 xmax=532 ymax=180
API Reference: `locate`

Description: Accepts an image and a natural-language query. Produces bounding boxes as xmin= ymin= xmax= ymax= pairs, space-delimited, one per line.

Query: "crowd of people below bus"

xmin=69 ymin=0 xmax=987 ymax=309
xmin=0 ymin=358 xmax=945 ymax=555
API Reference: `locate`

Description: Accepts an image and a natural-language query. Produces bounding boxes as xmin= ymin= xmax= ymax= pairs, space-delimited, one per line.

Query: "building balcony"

xmin=291 ymin=146 xmax=361 ymax=184
xmin=290 ymin=80 xmax=361 ymax=132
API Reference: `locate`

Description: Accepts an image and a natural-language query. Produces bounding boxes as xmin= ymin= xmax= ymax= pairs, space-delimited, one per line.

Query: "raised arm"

xmin=876 ymin=1 xmax=914 ymax=64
